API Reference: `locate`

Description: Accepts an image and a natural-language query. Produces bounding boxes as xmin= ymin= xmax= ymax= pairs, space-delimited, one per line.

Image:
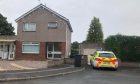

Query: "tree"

xmin=86 ymin=17 xmax=103 ymax=43
xmin=71 ymin=41 xmax=79 ymax=57
xmin=0 ymin=13 xmax=15 ymax=35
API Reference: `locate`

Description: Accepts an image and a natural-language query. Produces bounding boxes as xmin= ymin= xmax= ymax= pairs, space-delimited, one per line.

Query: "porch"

xmin=0 ymin=40 xmax=15 ymax=60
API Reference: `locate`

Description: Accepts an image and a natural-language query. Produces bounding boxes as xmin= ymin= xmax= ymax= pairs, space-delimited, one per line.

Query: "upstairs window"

xmin=23 ymin=23 xmax=36 ymax=31
xmin=48 ymin=22 xmax=57 ymax=29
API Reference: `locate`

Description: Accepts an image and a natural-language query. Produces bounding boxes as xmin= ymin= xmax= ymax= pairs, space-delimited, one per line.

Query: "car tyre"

xmin=90 ymin=60 xmax=95 ymax=69
xmin=113 ymin=68 xmax=118 ymax=71
xmin=91 ymin=61 xmax=97 ymax=69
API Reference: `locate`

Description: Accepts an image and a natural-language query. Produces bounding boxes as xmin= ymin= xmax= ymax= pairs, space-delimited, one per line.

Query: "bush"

xmin=70 ymin=41 xmax=79 ymax=58
xmin=105 ymin=34 xmax=140 ymax=62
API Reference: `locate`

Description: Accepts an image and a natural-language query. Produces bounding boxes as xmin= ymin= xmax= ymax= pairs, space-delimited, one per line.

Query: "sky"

xmin=0 ymin=0 xmax=140 ymax=42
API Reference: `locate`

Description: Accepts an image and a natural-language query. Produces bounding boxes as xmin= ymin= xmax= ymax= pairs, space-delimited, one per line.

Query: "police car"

xmin=89 ymin=51 xmax=118 ymax=70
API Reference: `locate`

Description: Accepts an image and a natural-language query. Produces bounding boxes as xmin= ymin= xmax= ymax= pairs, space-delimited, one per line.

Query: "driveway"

xmin=1 ymin=66 xmax=140 ymax=84
xmin=0 ymin=60 xmax=47 ymax=71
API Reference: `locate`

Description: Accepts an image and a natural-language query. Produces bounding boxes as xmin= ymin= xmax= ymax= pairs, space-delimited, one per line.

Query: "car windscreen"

xmin=99 ymin=53 xmax=115 ymax=58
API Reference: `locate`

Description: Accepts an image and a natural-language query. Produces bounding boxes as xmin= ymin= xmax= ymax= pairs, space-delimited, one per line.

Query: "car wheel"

xmin=92 ymin=63 xmax=96 ymax=69
xmin=90 ymin=60 xmax=96 ymax=69
xmin=113 ymin=68 xmax=118 ymax=71
xmin=90 ymin=60 xmax=93 ymax=66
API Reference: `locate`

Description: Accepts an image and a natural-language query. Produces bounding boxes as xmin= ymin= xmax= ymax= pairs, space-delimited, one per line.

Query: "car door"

xmin=93 ymin=52 xmax=98 ymax=62
xmin=90 ymin=52 xmax=96 ymax=64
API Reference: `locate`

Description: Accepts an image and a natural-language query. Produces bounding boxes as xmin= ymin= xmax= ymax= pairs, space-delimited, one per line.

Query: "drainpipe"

xmin=63 ymin=22 xmax=68 ymax=64
xmin=65 ymin=23 xmax=68 ymax=58
xmin=2 ymin=42 xmax=4 ymax=60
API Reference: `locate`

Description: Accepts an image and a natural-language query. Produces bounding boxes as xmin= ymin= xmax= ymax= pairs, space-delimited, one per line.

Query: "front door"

xmin=8 ymin=43 xmax=15 ymax=60
xmin=47 ymin=43 xmax=54 ymax=59
xmin=47 ymin=43 xmax=62 ymax=59
xmin=0 ymin=43 xmax=9 ymax=59
xmin=0 ymin=43 xmax=15 ymax=60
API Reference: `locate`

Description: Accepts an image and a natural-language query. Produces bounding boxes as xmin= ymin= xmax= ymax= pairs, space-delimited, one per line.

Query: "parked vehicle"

xmin=89 ymin=51 xmax=118 ymax=70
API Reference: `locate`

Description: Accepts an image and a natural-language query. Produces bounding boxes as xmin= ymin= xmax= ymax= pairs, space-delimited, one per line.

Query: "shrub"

xmin=105 ymin=34 xmax=140 ymax=62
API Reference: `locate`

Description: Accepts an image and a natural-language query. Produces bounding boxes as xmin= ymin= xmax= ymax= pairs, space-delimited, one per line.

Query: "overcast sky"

xmin=0 ymin=0 xmax=140 ymax=42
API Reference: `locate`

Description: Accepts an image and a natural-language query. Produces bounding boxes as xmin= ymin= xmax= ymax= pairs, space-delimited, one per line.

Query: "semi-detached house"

xmin=0 ymin=4 xmax=73 ymax=61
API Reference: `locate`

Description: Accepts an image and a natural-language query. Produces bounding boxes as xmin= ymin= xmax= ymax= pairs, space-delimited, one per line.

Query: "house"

xmin=79 ymin=43 xmax=104 ymax=65
xmin=0 ymin=4 xmax=73 ymax=61
xmin=79 ymin=43 xmax=104 ymax=56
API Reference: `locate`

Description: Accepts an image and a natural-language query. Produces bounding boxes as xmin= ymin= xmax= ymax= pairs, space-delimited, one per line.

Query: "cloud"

xmin=0 ymin=0 xmax=140 ymax=42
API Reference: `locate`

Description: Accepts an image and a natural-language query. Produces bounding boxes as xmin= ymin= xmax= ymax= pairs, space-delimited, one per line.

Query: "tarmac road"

xmin=1 ymin=66 xmax=140 ymax=84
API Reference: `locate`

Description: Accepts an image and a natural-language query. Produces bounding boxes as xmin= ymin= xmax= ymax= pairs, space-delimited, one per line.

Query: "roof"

xmin=0 ymin=40 xmax=16 ymax=42
xmin=96 ymin=51 xmax=114 ymax=54
xmin=15 ymin=4 xmax=73 ymax=32
xmin=80 ymin=43 xmax=104 ymax=49
xmin=0 ymin=36 xmax=16 ymax=42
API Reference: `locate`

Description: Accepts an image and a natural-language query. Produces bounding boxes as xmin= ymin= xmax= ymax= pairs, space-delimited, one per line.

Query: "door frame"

xmin=47 ymin=43 xmax=62 ymax=59
xmin=0 ymin=42 xmax=15 ymax=60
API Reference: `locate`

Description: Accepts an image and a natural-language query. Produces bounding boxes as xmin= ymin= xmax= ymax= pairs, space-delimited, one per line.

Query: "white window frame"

xmin=22 ymin=42 xmax=40 ymax=54
xmin=48 ymin=22 xmax=58 ymax=29
xmin=23 ymin=23 xmax=36 ymax=32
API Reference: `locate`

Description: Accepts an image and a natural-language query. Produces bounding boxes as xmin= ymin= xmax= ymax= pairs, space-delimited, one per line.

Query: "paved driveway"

xmin=1 ymin=66 xmax=140 ymax=84
xmin=0 ymin=60 xmax=47 ymax=71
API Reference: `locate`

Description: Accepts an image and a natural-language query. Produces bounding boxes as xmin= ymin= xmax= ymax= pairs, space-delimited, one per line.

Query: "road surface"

xmin=1 ymin=66 xmax=140 ymax=84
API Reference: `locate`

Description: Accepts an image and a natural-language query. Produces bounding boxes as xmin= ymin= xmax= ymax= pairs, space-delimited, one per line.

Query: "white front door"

xmin=0 ymin=43 xmax=9 ymax=59
xmin=47 ymin=43 xmax=62 ymax=59
xmin=8 ymin=43 xmax=15 ymax=60
xmin=0 ymin=45 xmax=3 ymax=59
xmin=0 ymin=43 xmax=15 ymax=60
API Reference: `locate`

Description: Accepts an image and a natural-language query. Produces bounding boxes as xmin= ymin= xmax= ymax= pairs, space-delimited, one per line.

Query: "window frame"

xmin=99 ymin=53 xmax=115 ymax=58
xmin=47 ymin=43 xmax=62 ymax=59
xmin=22 ymin=42 xmax=40 ymax=54
xmin=48 ymin=22 xmax=58 ymax=29
xmin=23 ymin=23 xmax=37 ymax=32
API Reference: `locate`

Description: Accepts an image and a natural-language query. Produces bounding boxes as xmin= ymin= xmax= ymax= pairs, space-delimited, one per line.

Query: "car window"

xmin=99 ymin=53 xmax=115 ymax=58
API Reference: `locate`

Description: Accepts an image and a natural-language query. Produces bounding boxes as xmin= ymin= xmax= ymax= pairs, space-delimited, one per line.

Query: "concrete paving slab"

xmin=0 ymin=60 xmax=48 ymax=71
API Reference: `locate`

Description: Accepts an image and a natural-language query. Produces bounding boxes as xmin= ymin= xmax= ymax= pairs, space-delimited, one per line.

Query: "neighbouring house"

xmin=0 ymin=4 xmax=73 ymax=61
xmin=79 ymin=43 xmax=104 ymax=56
xmin=79 ymin=43 xmax=104 ymax=65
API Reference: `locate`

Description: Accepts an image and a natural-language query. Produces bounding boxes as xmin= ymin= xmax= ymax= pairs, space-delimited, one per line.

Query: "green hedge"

xmin=105 ymin=34 xmax=140 ymax=62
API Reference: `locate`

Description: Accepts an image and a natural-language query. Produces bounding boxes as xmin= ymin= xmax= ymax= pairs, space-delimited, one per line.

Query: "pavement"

xmin=0 ymin=60 xmax=48 ymax=71
xmin=1 ymin=66 xmax=140 ymax=84
xmin=0 ymin=64 xmax=84 ymax=82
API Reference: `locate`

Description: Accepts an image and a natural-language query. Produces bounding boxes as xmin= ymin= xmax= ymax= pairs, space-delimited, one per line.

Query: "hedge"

xmin=105 ymin=34 xmax=140 ymax=62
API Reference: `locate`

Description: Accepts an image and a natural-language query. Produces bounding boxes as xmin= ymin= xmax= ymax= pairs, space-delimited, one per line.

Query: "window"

xmin=48 ymin=22 xmax=57 ymax=28
xmin=23 ymin=23 xmax=36 ymax=31
xmin=22 ymin=42 xmax=39 ymax=54
xmin=99 ymin=53 xmax=115 ymax=58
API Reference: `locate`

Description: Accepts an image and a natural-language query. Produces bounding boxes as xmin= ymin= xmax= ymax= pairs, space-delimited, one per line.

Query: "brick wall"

xmin=15 ymin=41 xmax=46 ymax=60
xmin=59 ymin=42 xmax=66 ymax=58
xmin=15 ymin=41 xmax=66 ymax=61
xmin=48 ymin=59 xmax=64 ymax=67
